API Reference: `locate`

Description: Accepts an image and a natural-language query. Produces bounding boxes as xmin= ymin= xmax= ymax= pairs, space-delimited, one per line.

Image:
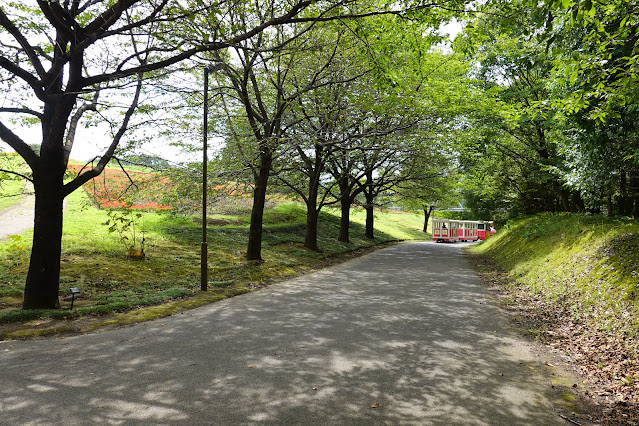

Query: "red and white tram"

xmin=432 ymin=219 xmax=495 ymax=243
xmin=432 ymin=218 xmax=461 ymax=243
xmin=458 ymin=220 xmax=482 ymax=242
xmin=477 ymin=220 xmax=496 ymax=240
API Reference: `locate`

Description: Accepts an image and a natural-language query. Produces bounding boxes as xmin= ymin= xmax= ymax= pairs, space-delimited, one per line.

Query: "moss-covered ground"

xmin=468 ymin=213 xmax=639 ymax=419
xmin=0 ymin=189 xmax=427 ymax=338
xmin=470 ymin=213 xmax=639 ymax=333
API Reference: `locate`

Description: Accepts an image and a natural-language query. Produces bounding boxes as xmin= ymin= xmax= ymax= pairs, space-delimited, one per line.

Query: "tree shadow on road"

xmin=0 ymin=242 xmax=569 ymax=425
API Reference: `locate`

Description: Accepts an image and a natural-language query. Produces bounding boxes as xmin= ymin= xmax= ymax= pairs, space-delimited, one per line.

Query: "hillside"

xmin=468 ymin=213 xmax=639 ymax=419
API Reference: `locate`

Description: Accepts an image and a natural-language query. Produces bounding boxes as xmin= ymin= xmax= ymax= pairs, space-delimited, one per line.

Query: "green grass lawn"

xmin=0 ymin=179 xmax=25 ymax=212
xmin=0 ymin=189 xmax=428 ymax=331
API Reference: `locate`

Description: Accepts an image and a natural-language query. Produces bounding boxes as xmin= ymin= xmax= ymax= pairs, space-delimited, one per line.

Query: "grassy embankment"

xmin=470 ymin=213 xmax=639 ymax=332
xmin=0 ymin=188 xmax=427 ymax=338
xmin=468 ymin=213 xmax=639 ymax=408
xmin=0 ymin=180 xmax=25 ymax=211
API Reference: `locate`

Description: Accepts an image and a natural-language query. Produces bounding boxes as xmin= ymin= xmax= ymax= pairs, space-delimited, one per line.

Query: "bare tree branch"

xmin=64 ymin=73 xmax=143 ymax=196
xmin=0 ymin=168 xmax=33 ymax=182
xmin=0 ymin=107 xmax=44 ymax=119
xmin=64 ymin=89 xmax=100 ymax=163
xmin=0 ymin=56 xmax=47 ymax=101
xmin=0 ymin=7 xmax=47 ymax=78
xmin=0 ymin=120 xmax=39 ymax=170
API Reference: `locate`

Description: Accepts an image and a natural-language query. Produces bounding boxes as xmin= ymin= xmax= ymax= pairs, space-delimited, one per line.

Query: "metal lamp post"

xmin=201 ymin=66 xmax=210 ymax=291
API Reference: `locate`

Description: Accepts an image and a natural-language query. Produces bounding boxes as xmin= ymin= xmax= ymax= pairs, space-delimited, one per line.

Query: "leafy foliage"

xmin=4 ymin=0 xmax=476 ymax=308
xmin=104 ymin=209 xmax=146 ymax=258
xmin=455 ymin=0 xmax=639 ymax=218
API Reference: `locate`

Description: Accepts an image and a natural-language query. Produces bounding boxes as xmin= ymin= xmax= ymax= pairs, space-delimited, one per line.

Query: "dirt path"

xmin=0 ymin=192 xmax=34 ymax=241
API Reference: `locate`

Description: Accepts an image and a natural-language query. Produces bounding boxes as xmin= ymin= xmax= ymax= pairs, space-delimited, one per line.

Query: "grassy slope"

xmin=470 ymin=213 xmax=639 ymax=332
xmin=0 ymin=189 xmax=427 ymax=334
xmin=468 ymin=213 xmax=639 ymax=413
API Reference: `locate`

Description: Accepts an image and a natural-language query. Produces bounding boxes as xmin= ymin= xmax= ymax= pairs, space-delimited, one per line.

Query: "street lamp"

xmin=201 ymin=66 xmax=210 ymax=291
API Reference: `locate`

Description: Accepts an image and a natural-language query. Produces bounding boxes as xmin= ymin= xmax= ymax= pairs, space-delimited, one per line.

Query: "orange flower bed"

xmin=67 ymin=164 xmax=171 ymax=211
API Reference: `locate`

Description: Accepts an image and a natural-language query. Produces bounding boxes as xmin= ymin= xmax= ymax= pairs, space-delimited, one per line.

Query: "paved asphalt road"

xmin=0 ymin=242 xmax=568 ymax=425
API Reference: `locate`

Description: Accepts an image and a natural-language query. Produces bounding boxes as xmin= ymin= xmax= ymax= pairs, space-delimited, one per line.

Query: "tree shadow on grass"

xmin=153 ymin=210 xmax=406 ymax=258
xmin=0 ymin=242 xmax=566 ymax=425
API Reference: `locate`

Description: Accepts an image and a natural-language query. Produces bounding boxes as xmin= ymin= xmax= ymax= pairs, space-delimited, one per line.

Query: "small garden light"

xmin=69 ymin=287 xmax=81 ymax=309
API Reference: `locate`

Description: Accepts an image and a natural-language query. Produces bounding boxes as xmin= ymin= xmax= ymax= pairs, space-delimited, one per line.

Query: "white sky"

xmin=0 ymin=122 xmax=196 ymax=165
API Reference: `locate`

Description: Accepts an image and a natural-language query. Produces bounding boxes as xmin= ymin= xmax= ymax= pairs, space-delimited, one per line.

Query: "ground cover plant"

xmin=468 ymin=213 xmax=639 ymax=420
xmin=0 ymin=188 xmax=426 ymax=338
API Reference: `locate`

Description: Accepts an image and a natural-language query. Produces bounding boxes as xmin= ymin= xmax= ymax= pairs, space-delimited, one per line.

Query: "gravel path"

xmin=0 ymin=242 xmax=578 ymax=425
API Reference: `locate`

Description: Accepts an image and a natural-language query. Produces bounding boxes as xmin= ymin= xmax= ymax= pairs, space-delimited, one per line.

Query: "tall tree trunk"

xmin=304 ymin=179 xmax=320 ymax=252
xmin=338 ymin=176 xmax=351 ymax=243
xmin=23 ymin=169 xmax=65 ymax=309
xmin=365 ymin=202 xmax=375 ymax=239
xmin=246 ymin=149 xmax=272 ymax=261
xmin=572 ymin=190 xmax=585 ymax=213
xmin=631 ymin=175 xmax=639 ymax=218
xmin=607 ymin=193 xmax=614 ymax=217
xmin=305 ymin=207 xmax=319 ymax=252
xmin=303 ymin=145 xmax=326 ymax=252
xmin=620 ymin=171 xmax=632 ymax=215
xmin=557 ymin=184 xmax=571 ymax=212
xmin=364 ymin=170 xmax=375 ymax=239
xmin=423 ymin=206 xmax=434 ymax=233
xmin=22 ymin=97 xmax=74 ymax=309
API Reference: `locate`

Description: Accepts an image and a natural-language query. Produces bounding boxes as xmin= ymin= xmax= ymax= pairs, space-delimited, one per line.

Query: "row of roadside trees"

xmin=165 ymin=15 xmax=471 ymax=259
xmin=0 ymin=0 xmax=471 ymax=309
xmin=5 ymin=0 xmax=635 ymax=310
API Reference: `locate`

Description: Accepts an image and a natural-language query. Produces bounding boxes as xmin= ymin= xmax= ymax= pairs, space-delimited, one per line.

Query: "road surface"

xmin=0 ymin=242 xmax=572 ymax=425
